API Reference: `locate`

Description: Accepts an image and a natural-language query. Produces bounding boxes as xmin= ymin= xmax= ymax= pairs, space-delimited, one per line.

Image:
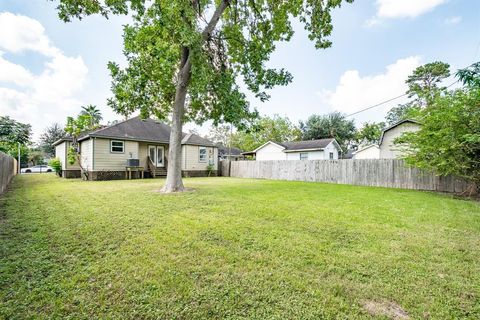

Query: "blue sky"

xmin=0 ymin=0 xmax=479 ymax=140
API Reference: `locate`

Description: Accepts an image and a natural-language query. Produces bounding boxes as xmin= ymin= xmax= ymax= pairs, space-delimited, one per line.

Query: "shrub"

xmin=206 ymin=163 xmax=215 ymax=177
xmin=48 ymin=158 xmax=62 ymax=176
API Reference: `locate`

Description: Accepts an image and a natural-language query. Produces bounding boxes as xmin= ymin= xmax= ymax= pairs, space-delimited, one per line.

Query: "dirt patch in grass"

xmin=153 ymin=187 xmax=197 ymax=194
xmin=362 ymin=300 xmax=410 ymax=319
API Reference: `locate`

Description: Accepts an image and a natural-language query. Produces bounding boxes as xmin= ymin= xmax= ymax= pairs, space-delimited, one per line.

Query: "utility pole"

xmin=17 ymin=142 xmax=20 ymax=174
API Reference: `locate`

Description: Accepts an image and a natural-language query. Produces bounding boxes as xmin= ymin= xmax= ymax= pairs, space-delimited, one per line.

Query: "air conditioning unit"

xmin=127 ymin=159 xmax=140 ymax=167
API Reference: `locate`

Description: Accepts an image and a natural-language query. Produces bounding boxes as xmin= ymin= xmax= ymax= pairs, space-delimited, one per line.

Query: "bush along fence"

xmin=220 ymin=159 xmax=469 ymax=193
xmin=0 ymin=151 xmax=17 ymax=195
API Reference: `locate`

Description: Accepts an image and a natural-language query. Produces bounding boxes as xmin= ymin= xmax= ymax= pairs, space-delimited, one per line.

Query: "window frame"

xmin=199 ymin=146 xmax=207 ymax=162
xmin=110 ymin=140 xmax=125 ymax=153
xmin=299 ymin=152 xmax=309 ymax=160
xmin=329 ymin=152 xmax=334 ymax=160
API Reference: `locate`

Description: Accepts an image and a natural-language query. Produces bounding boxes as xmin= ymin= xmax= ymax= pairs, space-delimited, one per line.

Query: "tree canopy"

xmin=231 ymin=115 xmax=301 ymax=152
xmin=300 ymin=112 xmax=355 ymax=150
xmin=52 ymin=0 xmax=354 ymax=192
xmin=39 ymin=123 xmax=65 ymax=158
xmin=396 ymin=63 xmax=480 ymax=194
xmin=355 ymin=122 xmax=385 ymax=145
xmin=406 ymin=61 xmax=450 ymax=106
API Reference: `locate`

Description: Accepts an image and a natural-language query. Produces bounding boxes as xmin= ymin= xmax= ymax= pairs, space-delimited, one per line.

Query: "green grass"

xmin=1 ymin=175 xmax=480 ymax=319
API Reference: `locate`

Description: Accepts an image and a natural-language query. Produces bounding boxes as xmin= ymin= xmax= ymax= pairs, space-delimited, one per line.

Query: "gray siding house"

xmin=54 ymin=117 xmax=218 ymax=180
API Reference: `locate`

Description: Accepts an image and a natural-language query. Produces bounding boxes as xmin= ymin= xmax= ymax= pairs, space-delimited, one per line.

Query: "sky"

xmin=0 ymin=0 xmax=479 ymax=141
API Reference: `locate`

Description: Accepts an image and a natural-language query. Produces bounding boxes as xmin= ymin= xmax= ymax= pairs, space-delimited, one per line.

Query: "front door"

xmin=148 ymin=145 xmax=165 ymax=167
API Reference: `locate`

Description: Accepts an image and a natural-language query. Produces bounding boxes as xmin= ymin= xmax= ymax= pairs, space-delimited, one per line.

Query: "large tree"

xmin=385 ymin=104 xmax=420 ymax=125
xmin=231 ymin=115 xmax=302 ymax=152
xmin=300 ymin=112 xmax=355 ymax=150
xmin=397 ymin=88 xmax=480 ymax=195
xmin=355 ymin=122 xmax=385 ymax=146
xmin=53 ymin=0 xmax=354 ymax=192
xmin=39 ymin=123 xmax=65 ymax=157
xmin=406 ymin=61 xmax=450 ymax=107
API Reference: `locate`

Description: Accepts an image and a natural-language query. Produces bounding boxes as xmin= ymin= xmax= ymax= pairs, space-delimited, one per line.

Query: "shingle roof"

xmin=76 ymin=116 xmax=215 ymax=146
xmin=279 ymin=138 xmax=336 ymax=151
xmin=218 ymin=145 xmax=243 ymax=156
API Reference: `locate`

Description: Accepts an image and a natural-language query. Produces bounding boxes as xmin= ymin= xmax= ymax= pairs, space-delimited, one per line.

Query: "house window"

xmin=111 ymin=140 xmax=124 ymax=153
xmin=199 ymin=146 xmax=207 ymax=162
xmin=300 ymin=153 xmax=308 ymax=160
xmin=329 ymin=152 xmax=334 ymax=160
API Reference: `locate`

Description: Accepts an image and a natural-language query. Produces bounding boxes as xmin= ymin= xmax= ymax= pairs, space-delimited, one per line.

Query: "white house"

xmin=244 ymin=138 xmax=342 ymax=161
xmin=353 ymin=144 xmax=380 ymax=159
xmin=353 ymin=119 xmax=421 ymax=159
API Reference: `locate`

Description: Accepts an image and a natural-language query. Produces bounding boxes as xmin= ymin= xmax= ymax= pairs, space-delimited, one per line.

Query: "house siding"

xmin=182 ymin=145 xmax=218 ymax=171
xmin=379 ymin=123 xmax=421 ymax=159
xmin=80 ymin=139 xmax=93 ymax=171
xmin=286 ymin=151 xmax=324 ymax=160
xmin=256 ymin=143 xmax=286 ymax=161
xmin=93 ymin=138 xmax=139 ymax=171
xmin=55 ymin=142 xmax=66 ymax=170
xmin=354 ymin=145 xmax=380 ymax=159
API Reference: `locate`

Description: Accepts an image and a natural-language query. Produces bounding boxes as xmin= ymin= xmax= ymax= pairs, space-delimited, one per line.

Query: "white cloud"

xmin=365 ymin=0 xmax=447 ymax=27
xmin=320 ymin=56 xmax=422 ymax=120
xmin=444 ymin=16 xmax=462 ymax=25
xmin=375 ymin=0 xmax=446 ymax=18
xmin=0 ymin=12 xmax=88 ymax=140
xmin=0 ymin=53 xmax=34 ymax=86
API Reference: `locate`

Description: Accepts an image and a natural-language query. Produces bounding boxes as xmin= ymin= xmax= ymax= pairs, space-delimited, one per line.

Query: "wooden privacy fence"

xmin=0 ymin=151 xmax=17 ymax=195
xmin=221 ymin=159 xmax=469 ymax=193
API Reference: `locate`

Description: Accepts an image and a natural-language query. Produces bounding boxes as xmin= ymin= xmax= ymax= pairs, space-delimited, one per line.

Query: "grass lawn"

xmin=1 ymin=175 xmax=480 ymax=319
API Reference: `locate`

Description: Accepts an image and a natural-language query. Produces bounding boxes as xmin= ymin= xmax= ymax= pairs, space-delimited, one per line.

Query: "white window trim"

xmin=329 ymin=152 xmax=334 ymax=160
xmin=111 ymin=140 xmax=125 ymax=153
xmin=199 ymin=146 xmax=207 ymax=162
xmin=300 ymin=152 xmax=309 ymax=160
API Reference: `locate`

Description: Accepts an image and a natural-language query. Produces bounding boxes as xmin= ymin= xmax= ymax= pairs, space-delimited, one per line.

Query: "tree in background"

xmin=385 ymin=104 xmax=420 ymax=125
xmin=207 ymin=125 xmax=232 ymax=147
xmin=39 ymin=123 xmax=65 ymax=158
xmin=355 ymin=122 xmax=385 ymax=146
xmin=0 ymin=116 xmax=32 ymax=166
xmin=52 ymin=0 xmax=354 ymax=192
xmin=456 ymin=62 xmax=480 ymax=88
xmin=300 ymin=112 xmax=355 ymax=150
xmin=80 ymin=105 xmax=103 ymax=128
xmin=65 ymin=114 xmax=97 ymax=179
xmin=406 ymin=61 xmax=450 ymax=107
xmin=231 ymin=115 xmax=301 ymax=152
xmin=397 ymin=65 xmax=480 ymax=195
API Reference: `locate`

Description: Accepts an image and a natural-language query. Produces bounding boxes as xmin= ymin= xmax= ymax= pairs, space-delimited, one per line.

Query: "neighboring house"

xmin=353 ymin=144 xmax=380 ymax=159
xmin=353 ymin=119 xmax=421 ymax=159
xmin=53 ymin=117 xmax=218 ymax=180
xmin=217 ymin=145 xmax=244 ymax=161
xmin=244 ymin=138 xmax=342 ymax=161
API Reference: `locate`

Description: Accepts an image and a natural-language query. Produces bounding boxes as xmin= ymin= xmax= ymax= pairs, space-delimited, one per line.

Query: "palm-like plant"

xmin=80 ymin=105 xmax=103 ymax=128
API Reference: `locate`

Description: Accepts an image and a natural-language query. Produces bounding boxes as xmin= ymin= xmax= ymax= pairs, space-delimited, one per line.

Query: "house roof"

xmin=245 ymin=138 xmax=340 ymax=155
xmin=217 ymin=145 xmax=243 ymax=156
xmin=379 ymin=119 xmax=421 ymax=145
xmin=279 ymin=138 xmax=337 ymax=152
xmin=59 ymin=116 xmax=215 ymax=146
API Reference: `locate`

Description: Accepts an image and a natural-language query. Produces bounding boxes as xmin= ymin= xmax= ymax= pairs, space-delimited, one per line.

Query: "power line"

xmin=345 ymin=79 xmax=460 ymax=118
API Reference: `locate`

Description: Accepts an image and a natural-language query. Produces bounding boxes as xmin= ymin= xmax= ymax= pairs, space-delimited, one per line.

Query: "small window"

xmin=329 ymin=152 xmax=334 ymax=160
xmin=300 ymin=153 xmax=308 ymax=160
xmin=199 ymin=146 xmax=207 ymax=162
xmin=111 ymin=140 xmax=124 ymax=153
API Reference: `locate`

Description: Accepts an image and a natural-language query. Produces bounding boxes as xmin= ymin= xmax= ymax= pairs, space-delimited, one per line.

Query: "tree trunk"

xmin=161 ymin=0 xmax=229 ymax=193
xmin=162 ymin=48 xmax=191 ymax=193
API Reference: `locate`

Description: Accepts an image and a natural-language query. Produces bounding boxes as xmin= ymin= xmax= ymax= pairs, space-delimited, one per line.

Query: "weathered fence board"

xmin=0 ymin=152 xmax=17 ymax=195
xmin=221 ymin=159 xmax=469 ymax=193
